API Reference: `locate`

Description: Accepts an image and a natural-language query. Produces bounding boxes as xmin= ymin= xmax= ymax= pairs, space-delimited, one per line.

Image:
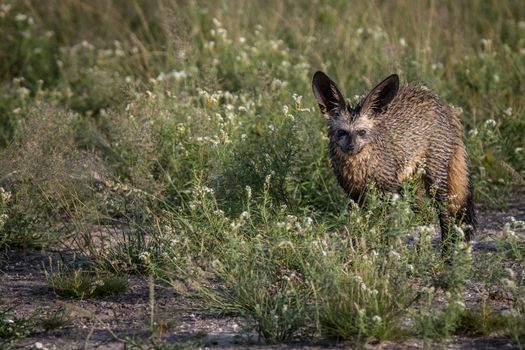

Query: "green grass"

xmin=39 ymin=308 xmax=71 ymax=332
xmin=0 ymin=307 xmax=34 ymax=340
xmin=45 ymin=260 xmax=128 ymax=299
xmin=0 ymin=0 xmax=524 ymax=346
xmin=455 ymin=304 xmax=508 ymax=337
xmin=0 ymin=306 xmax=72 ymax=346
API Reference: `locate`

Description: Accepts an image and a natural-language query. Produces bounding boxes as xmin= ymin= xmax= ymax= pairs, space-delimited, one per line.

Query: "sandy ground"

xmin=1 ymin=198 xmax=524 ymax=349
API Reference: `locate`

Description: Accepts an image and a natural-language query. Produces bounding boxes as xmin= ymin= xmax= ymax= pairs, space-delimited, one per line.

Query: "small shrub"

xmin=45 ymin=260 xmax=128 ymax=299
xmin=39 ymin=308 xmax=71 ymax=332
xmin=454 ymin=304 xmax=507 ymax=336
xmin=414 ymin=290 xmax=467 ymax=340
xmin=186 ymin=179 xmax=442 ymax=345
xmin=0 ymin=307 xmax=34 ymax=340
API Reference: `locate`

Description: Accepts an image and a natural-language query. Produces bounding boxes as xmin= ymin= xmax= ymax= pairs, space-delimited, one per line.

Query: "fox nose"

xmin=343 ymin=144 xmax=355 ymax=153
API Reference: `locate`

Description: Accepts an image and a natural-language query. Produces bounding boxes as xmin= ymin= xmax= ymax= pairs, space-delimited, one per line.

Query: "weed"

xmin=0 ymin=307 xmax=34 ymax=340
xmin=454 ymin=303 xmax=508 ymax=336
xmin=45 ymin=259 xmax=128 ymax=299
xmin=38 ymin=307 xmax=72 ymax=332
xmin=0 ymin=0 xmax=524 ymax=347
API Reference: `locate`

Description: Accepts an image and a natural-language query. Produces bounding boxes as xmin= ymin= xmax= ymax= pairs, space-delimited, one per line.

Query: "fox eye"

xmin=336 ymin=130 xmax=347 ymax=138
xmin=357 ymin=129 xmax=367 ymax=137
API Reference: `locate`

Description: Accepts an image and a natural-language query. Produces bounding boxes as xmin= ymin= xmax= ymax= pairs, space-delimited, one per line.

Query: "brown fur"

xmin=312 ymin=72 xmax=476 ymax=249
xmin=397 ymin=149 xmax=427 ymax=183
xmin=339 ymin=146 xmax=374 ymax=194
xmin=448 ymin=145 xmax=469 ymax=213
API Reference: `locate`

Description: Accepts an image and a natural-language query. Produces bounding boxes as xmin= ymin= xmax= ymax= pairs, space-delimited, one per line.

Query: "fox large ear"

xmin=362 ymin=74 xmax=399 ymax=114
xmin=312 ymin=71 xmax=346 ymax=119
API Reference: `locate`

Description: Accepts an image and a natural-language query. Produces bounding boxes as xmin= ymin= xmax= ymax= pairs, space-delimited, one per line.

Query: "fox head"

xmin=312 ymin=71 xmax=399 ymax=155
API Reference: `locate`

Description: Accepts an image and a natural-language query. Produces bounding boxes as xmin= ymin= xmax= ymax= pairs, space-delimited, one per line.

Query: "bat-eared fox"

xmin=312 ymin=71 xmax=475 ymax=251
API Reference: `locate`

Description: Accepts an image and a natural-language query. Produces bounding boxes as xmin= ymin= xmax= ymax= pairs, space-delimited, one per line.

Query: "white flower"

xmin=229 ymin=222 xmax=241 ymax=231
xmin=423 ymin=287 xmax=435 ymax=294
xmin=292 ymin=93 xmax=303 ymax=105
xmin=277 ymin=240 xmax=293 ymax=248
xmin=202 ymin=186 xmax=214 ymax=194
xmin=212 ymin=18 xmax=222 ymax=27
xmin=372 ymin=315 xmax=382 ymax=323
xmin=172 ymin=70 xmax=187 ymax=81
xmin=139 ymin=252 xmax=151 ymax=263
xmin=0 ymin=188 xmax=11 ymax=203
xmin=453 ymin=225 xmax=465 ymax=239
xmin=431 ymin=62 xmax=444 ymax=71
xmin=454 ymin=300 xmax=466 ymax=309
xmin=503 ymin=223 xmax=517 ymax=239
xmin=271 ymin=78 xmax=285 ymax=89
xmin=389 ymin=250 xmax=401 ymax=260
xmin=505 ymin=268 xmax=516 ymax=280
xmin=399 ymin=37 xmax=407 ymax=47
xmin=15 ymin=13 xmax=28 ymax=21
xmin=503 ymin=278 xmax=516 ymax=290
xmin=18 ymin=87 xmax=30 ymax=98
xmin=481 ymin=38 xmax=492 ymax=48
xmin=352 ymin=275 xmax=363 ymax=283
xmin=0 ymin=4 xmax=12 ymax=13
xmin=217 ymin=28 xmax=227 ymax=38
xmin=34 ymin=342 xmax=47 ymax=350
xmin=484 ymin=119 xmax=496 ymax=127
xmin=286 ymin=215 xmax=297 ymax=224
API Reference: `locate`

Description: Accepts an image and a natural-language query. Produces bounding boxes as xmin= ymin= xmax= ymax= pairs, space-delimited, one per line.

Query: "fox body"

xmin=312 ymin=71 xmax=475 ymax=244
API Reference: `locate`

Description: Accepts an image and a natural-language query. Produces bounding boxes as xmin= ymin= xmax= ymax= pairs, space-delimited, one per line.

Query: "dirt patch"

xmin=1 ymin=199 xmax=524 ymax=349
xmin=0 ymin=249 xmax=250 ymax=349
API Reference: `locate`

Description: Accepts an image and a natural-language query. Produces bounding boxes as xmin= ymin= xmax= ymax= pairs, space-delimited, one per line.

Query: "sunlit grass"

xmin=0 ymin=0 xmax=524 ymax=346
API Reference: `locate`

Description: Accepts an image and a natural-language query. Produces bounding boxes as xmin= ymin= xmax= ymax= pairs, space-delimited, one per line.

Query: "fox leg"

xmin=447 ymin=145 xmax=476 ymax=241
xmin=422 ymin=163 xmax=456 ymax=257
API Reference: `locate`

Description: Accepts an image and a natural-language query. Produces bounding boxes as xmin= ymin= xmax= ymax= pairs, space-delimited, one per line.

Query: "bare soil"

xmin=1 ymin=198 xmax=524 ymax=349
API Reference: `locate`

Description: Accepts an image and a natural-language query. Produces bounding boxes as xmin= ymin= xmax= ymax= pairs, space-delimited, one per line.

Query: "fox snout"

xmin=339 ymin=141 xmax=356 ymax=154
xmin=336 ymin=133 xmax=361 ymax=155
xmin=337 ymin=135 xmax=353 ymax=153
xmin=333 ymin=130 xmax=356 ymax=154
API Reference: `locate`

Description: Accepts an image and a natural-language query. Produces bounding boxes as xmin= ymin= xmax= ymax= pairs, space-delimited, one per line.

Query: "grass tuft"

xmin=45 ymin=260 xmax=128 ymax=300
xmin=0 ymin=0 xmax=524 ymax=346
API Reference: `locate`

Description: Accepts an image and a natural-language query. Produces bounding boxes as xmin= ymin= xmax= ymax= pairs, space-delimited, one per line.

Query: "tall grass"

xmin=1 ymin=0 xmax=524 ymax=346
